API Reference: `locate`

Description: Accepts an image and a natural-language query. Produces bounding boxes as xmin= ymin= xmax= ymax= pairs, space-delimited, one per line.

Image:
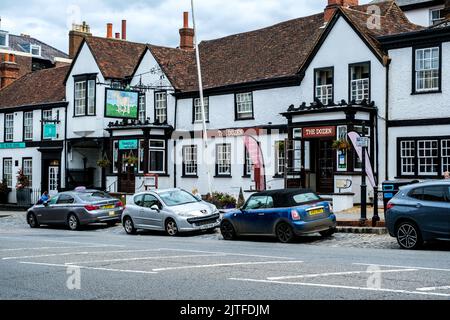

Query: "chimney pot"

xmin=122 ymin=20 xmax=127 ymax=40
xmin=183 ymin=12 xmax=189 ymax=28
xmin=115 ymin=32 xmax=121 ymax=39
xmin=179 ymin=12 xmax=194 ymax=51
xmin=107 ymin=23 xmax=113 ymax=38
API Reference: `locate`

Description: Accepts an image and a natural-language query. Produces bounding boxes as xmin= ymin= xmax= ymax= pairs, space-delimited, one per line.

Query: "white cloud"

xmin=0 ymin=0 xmax=372 ymax=53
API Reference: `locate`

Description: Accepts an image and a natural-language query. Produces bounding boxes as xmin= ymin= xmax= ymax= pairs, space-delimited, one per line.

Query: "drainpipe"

xmin=64 ymin=103 xmax=68 ymax=191
xmin=173 ymin=96 xmax=178 ymax=188
xmin=384 ymin=57 xmax=391 ymax=181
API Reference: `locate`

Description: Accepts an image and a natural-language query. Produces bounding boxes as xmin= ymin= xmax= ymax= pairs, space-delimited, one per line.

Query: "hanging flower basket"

xmin=97 ymin=158 xmax=111 ymax=168
xmin=332 ymin=139 xmax=351 ymax=151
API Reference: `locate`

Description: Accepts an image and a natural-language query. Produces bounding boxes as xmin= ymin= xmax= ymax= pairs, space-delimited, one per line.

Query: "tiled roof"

xmin=371 ymin=0 xmax=444 ymax=8
xmin=85 ymin=36 xmax=147 ymax=79
xmin=7 ymin=34 xmax=69 ymax=62
xmin=0 ymin=65 xmax=69 ymax=109
xmin=160 ymin=0 xmax=424 ymax=93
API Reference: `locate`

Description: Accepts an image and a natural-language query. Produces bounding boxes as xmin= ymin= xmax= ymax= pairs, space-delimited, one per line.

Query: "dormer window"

xmin=314 ymin=67 xmax=333 ymax=105
xmin=30 ymin=44 xmax=41 ymax=56
xmin=0 ymin=31 xmax=8 ymax=47
xmin=430 ymin=8 xmax=444 ymax=26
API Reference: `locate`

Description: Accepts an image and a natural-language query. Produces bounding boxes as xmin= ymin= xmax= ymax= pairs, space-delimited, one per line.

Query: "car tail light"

xmin=84 ymin=205 xmax=100 ymax=211
xmin=116 ymin=201 xmax=124 ymax=208
xmin=291 ymin=209 xmax=301 ymax=221
xmin=386 ymin=202 xmax=395 ymax=210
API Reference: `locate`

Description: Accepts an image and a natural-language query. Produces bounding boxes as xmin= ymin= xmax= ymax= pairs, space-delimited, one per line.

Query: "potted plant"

xmin=16 ymin=169 xmax=31 ymax=206
xmin=332 ymin=139 xmax=351 ymax=151
xmin=210 ymin=192 xmax=237 ymax=209
xmin=0 ymin=180 xmax=10 ymax=204
xmin=97 ymin=158 xmax=111 ymax=168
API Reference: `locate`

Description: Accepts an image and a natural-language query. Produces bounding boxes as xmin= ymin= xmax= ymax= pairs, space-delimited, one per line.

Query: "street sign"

xmin=357 ymin=137 xmax=369 ymax=148
xmin=119 ymin=140 xmax=138 ymax=150
xmin=0 ymin=142 xmax=26 ymax=149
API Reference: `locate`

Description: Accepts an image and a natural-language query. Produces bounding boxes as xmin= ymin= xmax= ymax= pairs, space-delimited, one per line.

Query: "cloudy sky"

xmin=1 ymin=0 xmax=371 ymax=53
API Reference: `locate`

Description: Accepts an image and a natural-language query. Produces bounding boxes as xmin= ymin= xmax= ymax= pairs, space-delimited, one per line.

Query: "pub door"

xmin=118 ymin=150 xmax=137 ymax=194
xmin=316 ymin=140 xmax=334 ymax=193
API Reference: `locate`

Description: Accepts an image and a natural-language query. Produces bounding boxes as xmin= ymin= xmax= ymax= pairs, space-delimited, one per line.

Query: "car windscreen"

xmin=77 ymin=192 xmax=113 ymax=202
xmin=291 ymin=192 xmax=321 ymax=205
xmin=159 ymin=190 xmax=200 ymax=207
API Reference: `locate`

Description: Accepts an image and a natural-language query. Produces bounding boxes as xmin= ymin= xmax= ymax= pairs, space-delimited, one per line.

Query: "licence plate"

xmin=103 ymin=205 xmax=115 ymax=209
xmin=109 ymin=211 xmax=116 ymax=217
xmin=200 ymin=223 xmax=216 ymax=230
xmin=308 ymin=208 xmax=324 ymax=216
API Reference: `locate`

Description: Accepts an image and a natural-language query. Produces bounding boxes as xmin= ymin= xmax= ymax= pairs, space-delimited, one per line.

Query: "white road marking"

xmin=354 ymin=263 xmax=450 ymax=272
xmin=2 ymin=249 xmax=164 ymax=260
xmin=267 ymin=268 xmax=418 ymax=280
xmin=0 ymin=236 xmax=125 ymax=247
xmin=152 ymin=261 xmax=304 ymax=272
xmin=416 ymin=285 xmax=450 ymax=292
xmin=65 ymin=253 xmax=227 ymax=265
xmin=229 ymin=278 xmax=450 ymax=298
xmin=19 ymin=261 xmax=158 ymax=274
xmin=0 ymin=245 xmax=122 ymax=252
xmin=159 ymin=248 xmax=296 ymax=260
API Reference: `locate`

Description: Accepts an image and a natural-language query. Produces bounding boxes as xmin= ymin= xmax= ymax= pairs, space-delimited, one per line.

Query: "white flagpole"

xmin=191 ymin=0 xmax=213 ymax=197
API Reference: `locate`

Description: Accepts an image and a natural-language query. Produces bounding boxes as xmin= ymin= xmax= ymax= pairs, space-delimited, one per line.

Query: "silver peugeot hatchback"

xmin=122 ymin=188 xmax=221 ymax=236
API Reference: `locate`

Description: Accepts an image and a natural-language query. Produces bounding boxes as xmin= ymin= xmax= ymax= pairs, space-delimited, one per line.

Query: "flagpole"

xmin=191 ymin=0 xmax=213 ymax=197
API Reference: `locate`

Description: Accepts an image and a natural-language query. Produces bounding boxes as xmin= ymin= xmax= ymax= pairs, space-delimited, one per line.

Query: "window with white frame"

xmin=275 ymin=141 xmax=286 ymax=176
xmin=442 ymin=139 xmax=450 ymax=174
xmin=216 ymin=144 xmax=231 ymax=176
xmin=149 ymin=140 xmax=165 ymax=173
xmin=430 ymin=8 xmax=444 ymax=26
xmin=194 ymin=97 xmax=209 ymax=123
xmin=23 ymin=111 xmax=33 ymax=141
xmin=183 ymin=145 xmax=198 ymax=176
xmin=4 ymin=114 xmax=14 ymax=142
xmin=30 ymin=44 xmax=41 ymax=56
xmin=415 ymin=47 xmax=440 ymax=92
xmin=235 ymin=93 xmax=253 ymax=120
xmin=23 ymin=159 xmax=32 ymax=187
xmin=74 ymin=76 xmax=96 ymax=116
xmin=400 ymin=140 xmax=416 ymax=175
xmin=0 ymin=32 xmax=8 ymax=47
xmin=3 ymin=159 xmax=12 ymax=188
xmin=244 ymin=148 xmax=253 ymax=176
xmin=138 ymin=95 xmax=146 ymax=123
xmin=315 ymin=68 xmax=333 ymax=105
xmin=350 ymin=63 xmax=370 ymax=102
xmin=155 ymin=92 xmax=167 ymax=124
xmin=418 ymin=140 xmax=439 ymax=175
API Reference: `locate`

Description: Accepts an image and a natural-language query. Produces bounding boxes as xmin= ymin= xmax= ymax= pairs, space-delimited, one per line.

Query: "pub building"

xmin=282 ymin=100 xmax=379 ymax=205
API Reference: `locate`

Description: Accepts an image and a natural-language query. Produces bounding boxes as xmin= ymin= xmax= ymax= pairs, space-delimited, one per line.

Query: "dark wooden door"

xmin=317 ymin=140 xmax=334 ymax=193
xmin=118 ymin=150 xmax=136 ymax=194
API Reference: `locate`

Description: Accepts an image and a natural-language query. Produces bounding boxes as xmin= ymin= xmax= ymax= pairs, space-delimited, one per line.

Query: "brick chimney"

xmin=0 ymin=54 xmax=20 ymax=89
xmin=122 ymin=20 xmax=127 ymax=40
xmin=107 ymin=23 xmax=113 ymax=38
xmin=324 ymin=0 xmax=359 ymax=23
xmin=115 ymin=32 xmax=121 ymax=39
xmin=179 ymin=12 xmax=195 ymax=51
xmin=69 ymin=21 xmax=91 ymax=59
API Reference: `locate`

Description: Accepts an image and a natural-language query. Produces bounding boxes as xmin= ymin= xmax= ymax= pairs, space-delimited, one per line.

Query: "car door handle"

xmin=258 ymin=213 xmax=265 ymax=216
xmin=416 ymin=203 xmax=422 ymax=208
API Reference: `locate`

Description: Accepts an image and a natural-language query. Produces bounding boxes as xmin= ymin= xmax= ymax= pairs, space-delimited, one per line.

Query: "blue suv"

xmin=220 ymin=189 xmax=337 ymax=243
xmin=386 ymin=181 xmax=450 ymax=250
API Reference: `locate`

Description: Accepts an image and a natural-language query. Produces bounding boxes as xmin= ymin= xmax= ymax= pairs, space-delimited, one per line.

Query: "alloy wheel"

xmin=220 ymin=221 xmax=235 ymax=240
xmin=68 ymin=215 xmax=79 ymax=231
xmin=166 ymin=220 xmax=178 ymax=236
xmin=28 ymin=214 xmax=38 ymax=228
xmin=397 ymin=223 xmax=421 ymax=249
xmin=276 ymin=223 xmax=294 ymax=243
xmin=124 ymin=218 xmax=136 ymax=235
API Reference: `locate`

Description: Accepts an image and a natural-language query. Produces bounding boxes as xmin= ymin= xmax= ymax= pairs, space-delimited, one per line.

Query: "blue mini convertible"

xmin=220 ymin=189 xmax=337 ymax=243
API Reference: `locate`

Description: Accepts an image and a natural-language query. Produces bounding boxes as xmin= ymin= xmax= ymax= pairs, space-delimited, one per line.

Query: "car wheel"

xmin=320 ymin=228 xmax=336 ymax=237
xmin=396 ymin=221 xmax=423 ymax=250
xmin=276 ymin=222 xmax=295 ymax=243
xmin=123 ymin=217 xmax=137 ymax=235
xmin=67 ymin=214 xmax=80 ymax=231
xmin=27 ymin=213 xmax=40 ymax=228
xmin=165 ymin=219 xmax=179 ymax=236
xmin=220 ymin=221 xmax=236 ymax=240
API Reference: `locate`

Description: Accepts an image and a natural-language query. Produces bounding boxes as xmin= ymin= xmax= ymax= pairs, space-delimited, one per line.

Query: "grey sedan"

xmin=27 ymin=190 xmax=124 ymax=230
xmin=121 ymin=188 xmax=221 ymax=236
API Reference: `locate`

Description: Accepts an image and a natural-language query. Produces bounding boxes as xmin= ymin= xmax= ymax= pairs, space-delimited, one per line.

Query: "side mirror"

xmin=151 ymin=204 xmax=160 ymax=212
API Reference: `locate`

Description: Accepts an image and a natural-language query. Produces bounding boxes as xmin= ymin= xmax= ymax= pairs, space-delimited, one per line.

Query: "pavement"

xmin=0 ymin=211 xmax=449 ymax=300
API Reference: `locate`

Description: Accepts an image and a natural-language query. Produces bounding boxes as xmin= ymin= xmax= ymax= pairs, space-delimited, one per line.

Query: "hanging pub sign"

xmin=105 ymin=89 xmax=139 ymax=119
xmin=119 ymin=140 xmax=138 ymax=150
xmin=303 ymin=126 xmax=336 ymax=139
xmin=43 ymin=123 xmax=57 ymax=139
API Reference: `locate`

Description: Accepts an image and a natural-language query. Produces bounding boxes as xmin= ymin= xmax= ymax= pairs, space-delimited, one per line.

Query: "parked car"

xmin=386 ymin=180 xmax=450 ymax=250
xmin=220 ymin=189 xmax=337 ymax=243
xmin=121 ymin=188 xmax=221 ymax=236
xmin=26 ymin=189 xmax=124 ymax=230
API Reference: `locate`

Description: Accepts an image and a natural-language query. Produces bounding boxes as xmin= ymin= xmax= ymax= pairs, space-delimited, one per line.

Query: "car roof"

xmin=251 ymin=188 xmax=315 ymax=198
xmin=401 ymin=180 xmax=450 ymax=189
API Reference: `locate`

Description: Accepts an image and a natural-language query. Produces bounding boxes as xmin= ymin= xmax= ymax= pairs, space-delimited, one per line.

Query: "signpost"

xmin=0 ymin=142 xmax=26 ymax=149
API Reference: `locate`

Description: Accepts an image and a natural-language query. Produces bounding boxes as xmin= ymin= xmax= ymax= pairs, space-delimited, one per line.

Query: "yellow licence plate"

xmin=103 ymin=205 xmax=115 ymax=210
xmin=308 ymin=208 xmax=324 ymax=216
